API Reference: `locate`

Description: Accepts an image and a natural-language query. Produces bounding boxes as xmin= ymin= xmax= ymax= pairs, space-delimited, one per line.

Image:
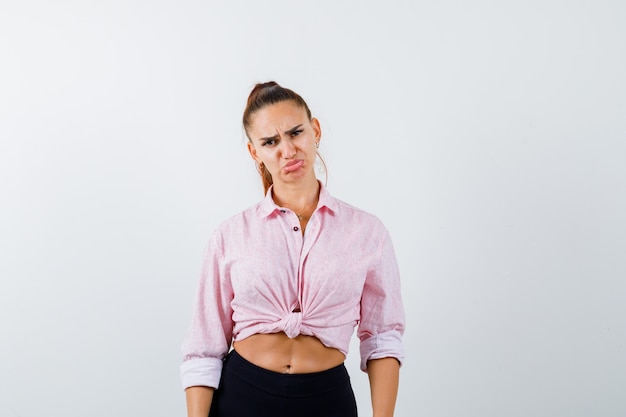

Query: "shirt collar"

xmin=257 ymin=181 xmax=338 ymax=218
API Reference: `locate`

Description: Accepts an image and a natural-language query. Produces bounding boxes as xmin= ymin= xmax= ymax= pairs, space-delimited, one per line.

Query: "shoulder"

xmin=209 ymin=200 xmax=265 ymax=243
xmin=332 ymin=196 xmax=377 ymax=218
xmin=324 ymin=193 xmax=389 ymax=236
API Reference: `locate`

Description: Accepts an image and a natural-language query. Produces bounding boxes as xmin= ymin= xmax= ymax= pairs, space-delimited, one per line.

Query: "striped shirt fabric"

xmin=180 ymin=183 xmax=405 ymax=389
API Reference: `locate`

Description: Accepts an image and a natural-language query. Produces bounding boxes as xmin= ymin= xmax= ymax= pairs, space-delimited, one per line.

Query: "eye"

xmin=290 ymin=130 xmax=303 ymax=137
xmin=262 ymin=139 xmax=277 ymax=147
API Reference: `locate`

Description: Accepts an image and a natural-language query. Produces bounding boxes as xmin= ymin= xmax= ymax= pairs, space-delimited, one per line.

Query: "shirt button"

xmin=293 ymin=226 xmax=299 ymax=231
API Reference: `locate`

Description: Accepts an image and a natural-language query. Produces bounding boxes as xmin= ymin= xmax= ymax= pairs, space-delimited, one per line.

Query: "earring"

xmin=315 ymin=142 xmax=319 ymax=149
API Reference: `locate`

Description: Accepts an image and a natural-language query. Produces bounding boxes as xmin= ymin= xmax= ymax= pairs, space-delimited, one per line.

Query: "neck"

xmin=272 ymin=177 xmax=320 ymax=216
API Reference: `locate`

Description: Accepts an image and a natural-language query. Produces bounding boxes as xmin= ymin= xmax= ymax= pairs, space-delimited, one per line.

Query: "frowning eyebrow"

xmin=257 ymin=124 xmax=303 ymax=142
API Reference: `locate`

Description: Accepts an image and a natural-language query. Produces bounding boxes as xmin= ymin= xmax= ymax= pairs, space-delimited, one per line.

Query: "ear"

xmin=247 ymin=141 xmax=261 ymax=163
xmin=311 ymin=117 xmax=321 ymax=142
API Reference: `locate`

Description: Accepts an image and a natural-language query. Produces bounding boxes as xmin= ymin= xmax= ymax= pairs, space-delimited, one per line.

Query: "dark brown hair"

xmin=243 ymin=81 xmax=324 ymax=194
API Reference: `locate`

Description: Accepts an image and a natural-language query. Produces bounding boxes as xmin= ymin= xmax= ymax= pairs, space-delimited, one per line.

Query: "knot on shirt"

xmin=280 ymin=311 xmax=303 ymax=339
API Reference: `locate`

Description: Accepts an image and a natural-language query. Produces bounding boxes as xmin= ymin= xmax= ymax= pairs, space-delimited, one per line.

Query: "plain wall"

xmin=1 ymin=1 xmax=625 ymax=416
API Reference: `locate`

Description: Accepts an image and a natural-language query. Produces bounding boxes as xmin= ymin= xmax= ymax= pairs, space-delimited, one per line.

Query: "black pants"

xmin=209 ymin=350 xmax=358 ymax=417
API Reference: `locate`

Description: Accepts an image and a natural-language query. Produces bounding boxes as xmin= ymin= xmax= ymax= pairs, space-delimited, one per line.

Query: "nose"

xmin=281 ymin=138 xmax=296 ymax=159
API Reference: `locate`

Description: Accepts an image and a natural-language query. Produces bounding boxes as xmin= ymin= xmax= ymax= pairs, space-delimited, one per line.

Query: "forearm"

xmin=367 ymin=357 xmax=400 ymax=417
xmin=185 ymin=386 xmax=214 ymax=417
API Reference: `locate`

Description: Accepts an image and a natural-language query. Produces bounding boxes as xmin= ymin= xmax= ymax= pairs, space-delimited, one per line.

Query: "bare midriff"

xmin=233 ymin=332 xmax=346 ymax=374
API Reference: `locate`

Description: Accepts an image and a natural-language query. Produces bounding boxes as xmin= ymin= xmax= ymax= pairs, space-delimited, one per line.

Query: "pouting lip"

xmin=282 ymin=159 xmax=304 ymax=170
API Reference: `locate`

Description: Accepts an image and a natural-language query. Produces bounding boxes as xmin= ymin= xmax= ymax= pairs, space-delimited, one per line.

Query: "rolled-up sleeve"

xmin=357 ymin=226 xmax=405 ymax=372
xmin=180 ymin=232 xmax=233 ymax=389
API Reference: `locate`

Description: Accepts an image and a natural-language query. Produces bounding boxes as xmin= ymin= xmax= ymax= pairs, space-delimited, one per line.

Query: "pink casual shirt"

xmin=180 ymin=183 xmax=405 ymax=389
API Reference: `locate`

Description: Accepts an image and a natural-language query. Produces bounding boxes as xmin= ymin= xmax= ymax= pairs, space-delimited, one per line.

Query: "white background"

xmin=1 ymin=1 xmax=625 ymax=416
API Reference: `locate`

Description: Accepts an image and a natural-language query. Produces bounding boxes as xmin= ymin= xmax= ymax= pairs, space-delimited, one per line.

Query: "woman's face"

xmin=247 ymin=100 xmax=321 ymax=188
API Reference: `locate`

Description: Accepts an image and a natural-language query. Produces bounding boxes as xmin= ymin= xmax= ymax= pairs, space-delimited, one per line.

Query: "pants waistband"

xmin=223 ymin=349 xmax=350 ymax=397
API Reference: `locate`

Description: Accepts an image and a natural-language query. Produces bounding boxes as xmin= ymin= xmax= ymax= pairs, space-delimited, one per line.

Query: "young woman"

xmin=181 ymin=82 xmax=405 ymax=417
